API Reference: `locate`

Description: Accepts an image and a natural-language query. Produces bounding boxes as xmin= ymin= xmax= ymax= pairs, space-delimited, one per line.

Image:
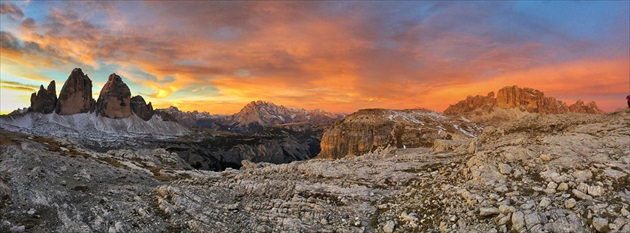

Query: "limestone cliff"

xmin=96 ymin=73 xmax=132 ymax=119
xmin=318 ymin=109 xmax=480 ymax=159
xmin=55 ymin=68 xmax=95 ymax=115
xmin=445 ymin=85 xmax=603 ymax=117
xmin=29 ymin=81 xmax=57 ymax=114
xmin=130 ymin=95 xmax=155 ymax=121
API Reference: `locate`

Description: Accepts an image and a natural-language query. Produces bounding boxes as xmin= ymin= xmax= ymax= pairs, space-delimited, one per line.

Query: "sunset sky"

xmin=1 ymin=1 xmax=628 ymax=114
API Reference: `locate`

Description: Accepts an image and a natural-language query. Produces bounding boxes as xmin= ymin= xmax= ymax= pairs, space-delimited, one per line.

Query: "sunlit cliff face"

xmin=1 ymin=1 xmax=628 ymax=114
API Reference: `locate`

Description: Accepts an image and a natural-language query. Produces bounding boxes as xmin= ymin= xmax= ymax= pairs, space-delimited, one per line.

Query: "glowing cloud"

xmin=1 ymin=1 xmax=628 ymax=114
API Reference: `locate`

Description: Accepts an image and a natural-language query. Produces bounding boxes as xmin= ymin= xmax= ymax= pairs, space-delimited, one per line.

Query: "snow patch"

xmin=0 ymin=112 xmax=189 ymax=139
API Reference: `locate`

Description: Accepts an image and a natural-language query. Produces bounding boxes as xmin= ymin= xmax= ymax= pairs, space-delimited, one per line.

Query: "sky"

xmin=1 ymin=1 xmax=628 ymax=114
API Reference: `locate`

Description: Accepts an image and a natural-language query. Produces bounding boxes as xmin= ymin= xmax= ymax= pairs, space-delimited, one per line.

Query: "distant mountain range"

xmin=156 ymin=100 xmax=345 ymax=133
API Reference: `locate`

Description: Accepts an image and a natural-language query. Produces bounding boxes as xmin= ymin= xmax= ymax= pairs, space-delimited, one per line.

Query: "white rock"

xmin=499 ymin=204 xmax=516 ymax=214
xmin=587 ymin=185 xmax=604 ymax=197
xmin=400 ymin=212 xmax=418 ymax=222
xmin=557 ymin=182 xmax=569 ymax=191
xmin=565 ymin=199 xmax=576 ymax=209
xmin=572 ymin=189 xmax=592 ymax=200
xmin=539 ymin=197 xmax=551 ymax=208
xmin=480 ymin=207 xmax=500 ymax=217
xmin=576 ymin=183 xmax=589 ymax=193
xmin=496 ymin=214 xmax=511 ymax=225
xmin=540 ymin=154 xmax=552 ymax=161
xmin=383 ymin=220 xmax=395 ymax=233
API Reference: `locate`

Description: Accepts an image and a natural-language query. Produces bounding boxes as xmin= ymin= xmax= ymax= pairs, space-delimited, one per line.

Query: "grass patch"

xmin=99 ymin=157 xmax=128 ymax=169
xmin=147 ymin=166 xmax=175 ymax=182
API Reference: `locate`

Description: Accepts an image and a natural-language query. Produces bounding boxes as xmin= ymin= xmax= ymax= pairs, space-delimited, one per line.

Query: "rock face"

xmin=318 ymin=109 xmax=480 ymax=159
xmin=130 ymin=95 xmax=155 ymax=121
xmin=55 ymin=68 xmax=95 ymax=115
xmin=96 ymin=73 xmax=132 ymax=119
xmin=29 ymin=81 xmax=57 ymax=113
xmin=445 ymin=85 xmax=604 ymax=117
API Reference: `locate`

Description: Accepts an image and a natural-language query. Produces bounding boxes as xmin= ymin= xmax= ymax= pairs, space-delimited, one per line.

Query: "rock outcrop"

xmin=318 ymin=109 xmax=480 ymax=159
xmin=130 ymin=95 xmax=155 ymax=121
xmin=96 ymin=73 xmax=132 ymax=119
xmin=55 ymin=68 xmax=95 ymax=115
xmin=568 ymin=100 xmax=605 ymax=114
xmin=445 ymin=85 xmax=604 ymax=117
xmin=495 ymin=86 xmax=569 ymax=114
xmin=29 ymin=81 xmax=57 ymax=113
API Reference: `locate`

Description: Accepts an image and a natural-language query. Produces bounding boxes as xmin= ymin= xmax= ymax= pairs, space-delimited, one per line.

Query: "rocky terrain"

xmin=1 ymin=107 xmax=628 ymax=232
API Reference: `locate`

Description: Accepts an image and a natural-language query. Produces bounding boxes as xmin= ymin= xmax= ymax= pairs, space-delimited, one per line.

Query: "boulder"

xmin=55 ymin=68 xmax=95 ymax=115
xmin=130 ymin=95 xmax=155 ymax=121
xmin=96 ymin=73 xmax=132 ymax=119
xmin=29 ymin=81 xmax=57 ymax=113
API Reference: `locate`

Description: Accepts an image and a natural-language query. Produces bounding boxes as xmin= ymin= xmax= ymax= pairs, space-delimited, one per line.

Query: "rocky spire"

xmin=96 ymin=73 xmax=132 ymax=118
xmin=55 ymin=68 xmax=95 ymax=115
xmin=130 ymin=95 xmax=155 ymax=121
xmin=29 ymin=80 xmax=57 ymax=113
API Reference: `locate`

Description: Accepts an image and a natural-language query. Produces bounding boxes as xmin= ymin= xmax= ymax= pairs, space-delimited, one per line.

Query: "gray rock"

xmin=498 ymin=163 xmax=512 ymax=175
xmin=9 ymin=226 xmax=25 ymax=233
xmin=573 ymin=170 xmax=593 ymax=183
xmin=592 ymin=217 xmax=608 ymax=232
xmin=383 ymin=220 xmax=395 ymax=233
xmin=525 ymin=212 xmax=542 ymax=228
xmin=572 ymin=189 xmax=592 ymax=200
